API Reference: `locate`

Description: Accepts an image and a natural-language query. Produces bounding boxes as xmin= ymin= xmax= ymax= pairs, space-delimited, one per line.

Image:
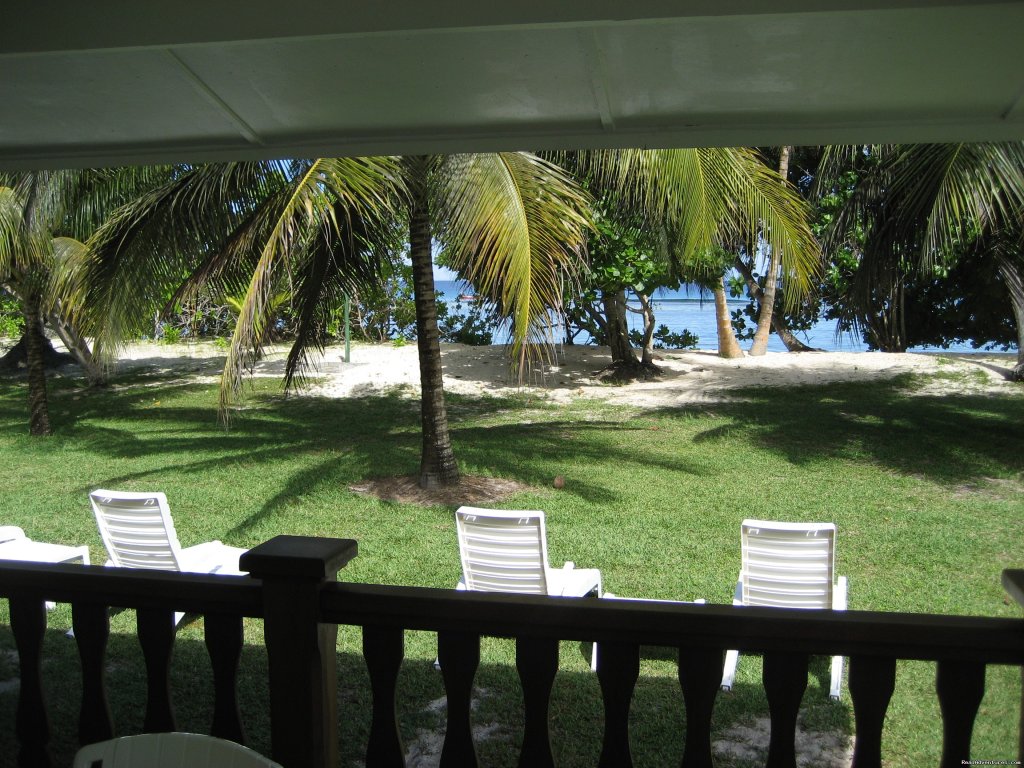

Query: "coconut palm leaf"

xmin=887 ymin=143 xmax=1024 ymax=266
xmin=435 ymin=152 xmax=592 ymax=368
xmin=282 ymin=206 xmax=386 ymax=391
xmin=216 ymin=158 xmax=399 ymax=414
xmin=583 ymin=147 xmax=820 ymax=304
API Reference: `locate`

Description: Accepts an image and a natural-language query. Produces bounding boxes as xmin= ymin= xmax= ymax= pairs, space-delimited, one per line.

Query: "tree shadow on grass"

xmin=661 ymin=378 xmax=1024 ymax=487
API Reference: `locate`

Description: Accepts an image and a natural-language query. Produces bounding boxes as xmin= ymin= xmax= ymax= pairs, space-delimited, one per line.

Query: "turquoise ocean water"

xmin=434 ymin=281 xmax=1012 ymax=355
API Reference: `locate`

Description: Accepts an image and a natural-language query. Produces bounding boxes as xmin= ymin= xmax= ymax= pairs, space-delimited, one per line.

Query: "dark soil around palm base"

xmin=593 ymin=359 xmax=662 ymax=383
xmin=349 ymin=474 xmax=531 ymax=506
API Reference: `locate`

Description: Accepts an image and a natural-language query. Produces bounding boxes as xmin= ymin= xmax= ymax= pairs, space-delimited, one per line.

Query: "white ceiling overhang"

xmin=2 ymin=1 xmax=1023 ymax=170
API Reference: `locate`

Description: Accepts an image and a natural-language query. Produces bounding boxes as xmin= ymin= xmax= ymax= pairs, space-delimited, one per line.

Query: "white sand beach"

xmin=111 ymin=340 xmax=1021 ymax=406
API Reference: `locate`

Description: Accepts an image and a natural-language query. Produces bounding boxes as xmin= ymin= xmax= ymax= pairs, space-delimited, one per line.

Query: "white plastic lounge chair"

xmin=89 ymin=490 xmax=247 ymax=623
xmin=0 ymin=526 xmax=90 ymax=567
xmin=721 ymin=519 xmax=848 ymax=699
xmin=73 ymin=732 xmax=281 ymax=767
xmin=456 ymin=506 xmax=602 ymax=598
xmin=454 ymin=506 xmax=602 ymax=668
xmin=0 ymin=526 xmax=91 ymax=611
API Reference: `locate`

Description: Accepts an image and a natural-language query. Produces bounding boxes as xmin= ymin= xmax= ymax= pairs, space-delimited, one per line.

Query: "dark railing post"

xmin=241 ymin=535 xmax=358 ymax=768
xmin=1000 ymin=569 xmax=1024 ymax=763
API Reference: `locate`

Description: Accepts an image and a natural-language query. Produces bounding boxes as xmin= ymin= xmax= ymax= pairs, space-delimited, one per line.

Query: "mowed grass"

xmin=0 ymin=358 xmax=1021 ymax=767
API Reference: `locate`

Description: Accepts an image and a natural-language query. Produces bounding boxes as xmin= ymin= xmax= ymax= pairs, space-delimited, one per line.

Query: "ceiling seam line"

xmin=1001 ymin=84 xmax=1024 ymax=122
xmin=164 ymin=49 xmax=264 ymax=146
xmin=581 ymin=28 xmax=616 ymax=131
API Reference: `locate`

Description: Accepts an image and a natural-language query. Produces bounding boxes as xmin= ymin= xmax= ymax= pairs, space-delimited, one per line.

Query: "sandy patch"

xmin=90 ymin=340 xmax=1020 ymax=408
xmin=306 ymin=344 xmax=1019 ymax=408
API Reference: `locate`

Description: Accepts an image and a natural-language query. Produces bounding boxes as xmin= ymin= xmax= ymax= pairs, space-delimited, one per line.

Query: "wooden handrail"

xmin=0 ymin=560 xmax=263 ymax=617
xmin=320 ymin=582 xmax=1024 ymax=665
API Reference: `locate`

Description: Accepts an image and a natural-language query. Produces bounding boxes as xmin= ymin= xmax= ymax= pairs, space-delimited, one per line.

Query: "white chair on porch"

xmin=720 ymin=519 xmax=849 ymax=699
xmin=74 ymin=732 xmax=281 ymax=767
xmin=89 ymin=489 xmax=248 ymax=624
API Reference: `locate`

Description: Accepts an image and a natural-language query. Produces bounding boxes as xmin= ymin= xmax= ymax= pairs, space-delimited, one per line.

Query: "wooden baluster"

xmin=363 ymin=625 xmax=406 ymax=768
xmin=848 ymin=656 xmax=896 ymax=768
xmin=597 ymin=641 xmax=639 ymax=768
xmin=73 ymin=602 xmax=114 ymax=745
xmin=137 ymin=607 xmax=177 ymax=733
xmin=205 ymin=612 xmax=246 ymax=745
xmin=516 ymin=637 xmax=559 ymax=768
xmin=763 ymin=651 xmax=808 ymax=768
xmin=677 ymin=647 xmax=723 ymax=768
xmin=10 ymin=596 xmax=51 ymax=768
xmin=437 ymin=630 xmax=480 ymax=768
xmin=936 ymin=660 xmax=986 ymax=768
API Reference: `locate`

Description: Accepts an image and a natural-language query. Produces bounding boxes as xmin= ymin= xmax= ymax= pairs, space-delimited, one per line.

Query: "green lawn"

xmin=0 ymin=358 xmax=1021 ymax=767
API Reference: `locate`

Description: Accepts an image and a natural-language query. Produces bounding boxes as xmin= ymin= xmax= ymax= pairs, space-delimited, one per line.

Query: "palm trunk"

xmin=734 ymin=255 xmax=816 ymax=352
xmin=637 ymin=292 xmax=657 ymax=366
xmin=407 ymin=158 xmax=459 ymax=488
xmin=23 ymin=293 xmax=51 ymax=436
xmin=750 ymin=146 xmax=791 ymax=356
xmin=714 ymin=276 xmax=743 ymax=358
xmin=47 ymin=311 xmax=105 ymax=385
xmin=997 ymin=254 xmax=1024 ymax=380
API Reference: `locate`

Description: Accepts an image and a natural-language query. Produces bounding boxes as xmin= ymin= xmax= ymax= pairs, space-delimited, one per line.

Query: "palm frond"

xmin=435 ymin=152 xmax=592 ymax=371
xmin=593 ymin=148 xmax=820 ymax=305
xmin=219 ymin=157 xmax=399 ymax=417
xmin=889 ymin=143 xmax=1024 ymax=266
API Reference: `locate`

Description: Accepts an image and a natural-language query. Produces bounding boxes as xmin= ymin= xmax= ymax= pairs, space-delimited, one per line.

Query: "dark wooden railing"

xmin=0 ymin=537 xmax=1021 ymax=768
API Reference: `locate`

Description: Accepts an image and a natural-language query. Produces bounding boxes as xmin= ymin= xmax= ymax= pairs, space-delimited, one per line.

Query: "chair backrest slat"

xmin=456 ymin=507 xmax=550 ymax=594
xmin=740 ymin=519 xmax=835 ymax=609
xmin=89 ymin=490 xmax=183 ymax=571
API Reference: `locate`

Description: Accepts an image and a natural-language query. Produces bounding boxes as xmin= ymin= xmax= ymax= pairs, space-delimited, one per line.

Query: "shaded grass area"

xmin=0 ymin=366 xmax=1021 ymax=766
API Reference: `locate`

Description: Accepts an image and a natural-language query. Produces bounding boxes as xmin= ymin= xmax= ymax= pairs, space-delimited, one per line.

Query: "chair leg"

xmin=829 ymin=654 xmax=844 ymax=699
xmin=721 ymin=649 xmax=739 ymax=691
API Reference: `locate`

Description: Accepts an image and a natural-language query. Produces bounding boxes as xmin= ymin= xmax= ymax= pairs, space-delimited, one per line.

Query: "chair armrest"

xmin=562 ymin=561 xmax=575 ymax=571
xmin=833 ymin=576 xmax=848 ymax=611
xmin=0 ymin=526 xmax=26 ymax=544
xmin=732 ymin=578 xmax=743 ymax=606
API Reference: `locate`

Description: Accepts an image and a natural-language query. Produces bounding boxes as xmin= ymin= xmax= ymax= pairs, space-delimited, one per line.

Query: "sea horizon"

xmin=434 ymin=280 xmax=1017 ymax=355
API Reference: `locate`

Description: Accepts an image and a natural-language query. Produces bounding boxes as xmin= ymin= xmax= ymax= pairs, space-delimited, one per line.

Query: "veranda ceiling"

xmin=2 ymin=1 xmax=1022 ymax=170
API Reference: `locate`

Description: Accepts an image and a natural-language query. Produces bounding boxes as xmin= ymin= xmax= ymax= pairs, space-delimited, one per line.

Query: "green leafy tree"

xmin=822 ymin=143 xmax=1024 ymax=374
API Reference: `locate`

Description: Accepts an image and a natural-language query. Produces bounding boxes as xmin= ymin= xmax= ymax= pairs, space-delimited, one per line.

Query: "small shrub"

xmin=628 ymin=324 xmax=699 ymax=350
xmin=159 ymin=326 xmax=182 ymax=345
xmin=0 ymin=293 xmax=23 ymax=339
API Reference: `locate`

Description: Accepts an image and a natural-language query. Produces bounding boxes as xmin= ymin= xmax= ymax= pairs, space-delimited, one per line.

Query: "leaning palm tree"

xmin=572 ymin=148 xmax=820 ymax=365
xmin=69 ymin=153 xmax=592 ymax=489
xmin=1 ymin=169 xmax=165 ymax=435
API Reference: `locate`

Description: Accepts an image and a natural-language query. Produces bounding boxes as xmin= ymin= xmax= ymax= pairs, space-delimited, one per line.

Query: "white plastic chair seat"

xmin=721 ymin=519 xmax=849 ymax=700
xmin=0 ymin=526 xmax=91 ymax=611
xmin=73 ymin=732 xmax=281 ymax=767
xmin=0 ymin=538 xmax=90 ymax=566
xmin=548 ymin=565 xmax=602 ymax=597
xmin=176 ymin=541 xmax=247 ymax=575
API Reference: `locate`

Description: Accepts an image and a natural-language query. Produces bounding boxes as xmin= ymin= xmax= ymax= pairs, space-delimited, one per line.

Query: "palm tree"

xmin=823 ymin=143 xmax=1024 ymax=373
xmin=580 ymin=148 xmax=819 ymax=365
xmin=1 ymin=170 xmax=162 ymax=435
xmin=73 ymin=154 xmax=592 ymax=488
